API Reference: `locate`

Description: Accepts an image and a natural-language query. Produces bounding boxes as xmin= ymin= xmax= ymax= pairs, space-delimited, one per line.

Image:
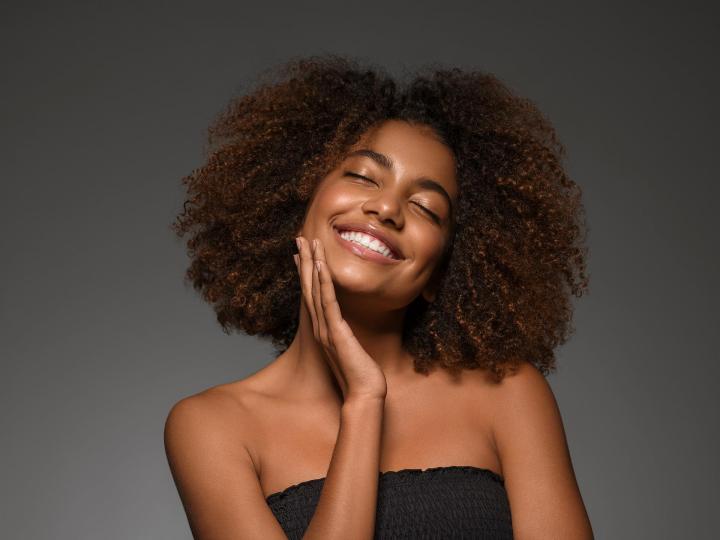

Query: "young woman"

xmin=164 ymin=55 xmax=594 ymax=539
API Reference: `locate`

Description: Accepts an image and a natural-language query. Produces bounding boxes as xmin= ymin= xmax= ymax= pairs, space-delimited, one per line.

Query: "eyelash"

xmin=344 ymin=172 xmax=441 ymax=223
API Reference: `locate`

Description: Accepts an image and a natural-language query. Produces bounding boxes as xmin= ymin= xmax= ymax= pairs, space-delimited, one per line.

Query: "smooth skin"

xmin=164 ymin=120 xmax=594 ymax=539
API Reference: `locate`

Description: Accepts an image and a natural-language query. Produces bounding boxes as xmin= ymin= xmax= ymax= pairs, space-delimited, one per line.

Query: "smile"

xmin=333 ymin=227 xmax=403 ymax=265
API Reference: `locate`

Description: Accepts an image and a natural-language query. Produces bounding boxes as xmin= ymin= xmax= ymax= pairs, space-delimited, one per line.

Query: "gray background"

xmin=2 ymin=1 xmax=717 ymax=538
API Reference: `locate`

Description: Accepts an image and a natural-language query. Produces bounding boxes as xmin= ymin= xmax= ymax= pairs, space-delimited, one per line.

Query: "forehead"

xmin=345 ymin=120 xmax=458 ymax=199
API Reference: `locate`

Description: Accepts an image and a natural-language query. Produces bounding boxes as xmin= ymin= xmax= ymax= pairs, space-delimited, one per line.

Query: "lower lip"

xmin=333 ymin=228 xmax=403 ymax=265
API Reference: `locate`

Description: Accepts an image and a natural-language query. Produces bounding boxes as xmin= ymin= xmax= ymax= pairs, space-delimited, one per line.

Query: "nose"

xmin=361 ymin=188 xmax=405 ymax=228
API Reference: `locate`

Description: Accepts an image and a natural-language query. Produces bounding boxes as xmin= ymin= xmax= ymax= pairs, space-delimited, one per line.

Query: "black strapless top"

xmin=265 ymin=465 xmax=513 ymax=539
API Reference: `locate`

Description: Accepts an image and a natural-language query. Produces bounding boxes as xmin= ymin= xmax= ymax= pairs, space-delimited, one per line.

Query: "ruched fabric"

xmin=265 ymin=465 xmax=513 ymax=539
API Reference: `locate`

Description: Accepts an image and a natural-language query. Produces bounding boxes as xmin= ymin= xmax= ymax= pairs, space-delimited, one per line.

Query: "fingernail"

xmin=295 ymin=237 xmax=301 ymax=250
xmin=293 ymin=254 xmax=299 ymax=266
xmin=312 ymin=239 xmax=318 ymax=252
xmin=315 ymin=260 xmax=321 ymax=271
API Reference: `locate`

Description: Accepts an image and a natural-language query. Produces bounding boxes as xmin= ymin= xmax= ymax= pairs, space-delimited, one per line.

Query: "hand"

xmin=294 ymin=236 xmax=387 ymax=402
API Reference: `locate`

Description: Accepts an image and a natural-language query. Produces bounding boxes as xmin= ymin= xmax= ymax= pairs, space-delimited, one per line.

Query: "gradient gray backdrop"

xmin=2 ymin=1 xmax=717 ymax=538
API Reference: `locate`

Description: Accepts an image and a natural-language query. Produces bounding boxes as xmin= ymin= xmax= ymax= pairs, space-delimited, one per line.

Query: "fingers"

xmin=313 ymin=239 xmax=346 ymax=343
xmin=311 ymin=239 xmax=329 ymax=346
xmin=296 ymin=237 xmax=319 ymax=340
xmin=295 ymin=236 xmax=347 ymax=352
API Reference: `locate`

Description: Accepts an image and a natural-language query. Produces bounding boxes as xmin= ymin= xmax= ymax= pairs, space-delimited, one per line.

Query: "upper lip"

xmin=333 ymin=221 xmax=405 ymax=259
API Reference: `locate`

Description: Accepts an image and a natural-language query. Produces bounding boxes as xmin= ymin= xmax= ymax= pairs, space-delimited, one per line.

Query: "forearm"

xmin=302 ymin=397 xmax=385 ymax=540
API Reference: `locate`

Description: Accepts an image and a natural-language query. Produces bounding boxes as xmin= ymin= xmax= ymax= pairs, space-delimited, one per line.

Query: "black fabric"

xmin=265 ymin=465 xmax=513 ymax=539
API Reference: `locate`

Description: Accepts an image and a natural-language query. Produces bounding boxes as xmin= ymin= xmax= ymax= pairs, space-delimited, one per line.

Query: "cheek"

xmin=306 ymin=183 xmax=357 ymax=221
xmin=411 ymin=230 xmax=446 ymax=264
xmin=398 ymin=232 xmax=446 ymax=290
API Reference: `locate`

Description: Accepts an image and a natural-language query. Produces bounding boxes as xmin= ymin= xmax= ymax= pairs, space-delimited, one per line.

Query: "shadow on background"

xmin=1 ymin=1 xmax=717 ymax=538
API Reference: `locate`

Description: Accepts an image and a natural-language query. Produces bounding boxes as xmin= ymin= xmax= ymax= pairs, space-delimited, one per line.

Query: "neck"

xmin=281 ymin=292 xmax=415 ymax=403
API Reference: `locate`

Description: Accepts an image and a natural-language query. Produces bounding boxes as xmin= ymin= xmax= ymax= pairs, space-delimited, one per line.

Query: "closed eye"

xmin=413 ymin=202 xmax=441 ymax=223
xmin=345 ymin=171 xmax=441 ymax=224
xmin=345 ymin=171 xmax=377 ymax=185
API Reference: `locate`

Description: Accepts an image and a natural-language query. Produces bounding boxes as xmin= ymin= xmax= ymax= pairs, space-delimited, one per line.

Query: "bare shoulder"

xmin=490 ymin=360 xmax=594 ymax=538
xmin=163 ymin=370 xmax=288 ymax=539
xmin=489 ymin=360 xmax=555 ymax=406
xmin=488 ymin=360 xmax=565 ymax=469
xmin=164 ymin=370 xmax=275 ymax=467
xmin=164 ymin=353 xmax=293 ymax=472
xmin=165 ymin=381 xmax=250 ymax=431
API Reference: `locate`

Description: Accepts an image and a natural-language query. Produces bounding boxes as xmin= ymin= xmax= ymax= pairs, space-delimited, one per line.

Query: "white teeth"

xmin=339 ymin=230 xmax=395 ymax=258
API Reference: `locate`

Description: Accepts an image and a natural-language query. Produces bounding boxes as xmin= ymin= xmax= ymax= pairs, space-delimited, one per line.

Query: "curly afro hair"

xmin=171 ymin=54 xmax=590 ymax=383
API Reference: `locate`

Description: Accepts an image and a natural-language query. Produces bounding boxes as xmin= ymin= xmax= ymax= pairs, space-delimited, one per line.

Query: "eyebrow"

xmin=346 ymin=148 xmax=454 ymax=213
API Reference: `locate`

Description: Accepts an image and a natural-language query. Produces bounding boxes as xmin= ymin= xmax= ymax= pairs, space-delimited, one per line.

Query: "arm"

xmin=164 ymin=392 xmax=385 ymax=540
xmin=296 ymin=236 xmax=388 ymax=539
xmin=164 ymin=391 xmax=288 ymax=540
xmin=302 ymin=396 xmax=384 ymax=540
xmin=164 ymin=237 xmax=388 ymax=539
xmin=164 ymin=391 xmax=384 ymax=540
xmin=491 ymin=361 xmax=594 ymax=539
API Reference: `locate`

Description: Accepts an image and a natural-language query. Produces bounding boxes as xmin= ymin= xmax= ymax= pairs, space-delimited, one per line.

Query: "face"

xmin=299 ymin=119 xmax=458 ymax=310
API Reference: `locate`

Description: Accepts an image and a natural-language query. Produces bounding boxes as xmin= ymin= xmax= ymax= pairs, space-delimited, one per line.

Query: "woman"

xmin=164 ymin=55 xmax=594 ymax=539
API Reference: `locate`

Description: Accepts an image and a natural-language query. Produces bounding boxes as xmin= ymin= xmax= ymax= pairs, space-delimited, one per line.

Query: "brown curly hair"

xmin=171 ymin=54 xmax=590 ymax=383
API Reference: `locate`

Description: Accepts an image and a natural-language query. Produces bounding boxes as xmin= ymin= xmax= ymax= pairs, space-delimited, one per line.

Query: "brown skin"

xmin=165 ymin=120 xmax=593 ymax=539
xmin=268 ymin=120 xmax=459 ymax=537
xmin=165 ymin=57 xmax=592 ymax=540
xmin=171 ymin=55 xmax=590 ymax=383
xmin=290 ymin=119 xmax=458 ymax=393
